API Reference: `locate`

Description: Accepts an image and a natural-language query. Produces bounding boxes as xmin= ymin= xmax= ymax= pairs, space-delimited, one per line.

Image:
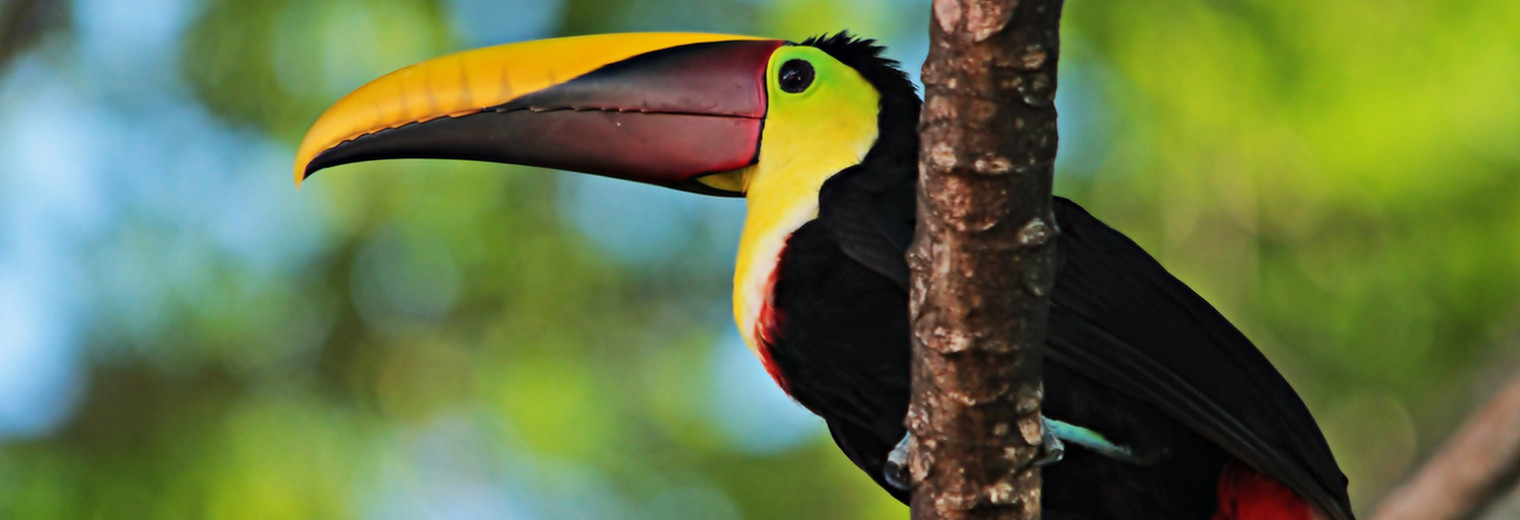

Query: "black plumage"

xmin=763 ymin=33 xmax=1353 ymax=520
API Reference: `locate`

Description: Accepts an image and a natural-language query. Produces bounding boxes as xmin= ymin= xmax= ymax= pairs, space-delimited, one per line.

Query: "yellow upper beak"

xmin=292 ymin=32 xmax=770 ymax=187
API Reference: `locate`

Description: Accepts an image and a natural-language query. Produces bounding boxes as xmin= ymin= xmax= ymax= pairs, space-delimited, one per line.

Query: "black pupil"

xmin=779 ymin=59 xmax=815 ymax=93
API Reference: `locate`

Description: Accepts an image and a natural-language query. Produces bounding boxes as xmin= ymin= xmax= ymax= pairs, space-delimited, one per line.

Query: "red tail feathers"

xmin=1213 ymin=462 xmax=1326 ymax=520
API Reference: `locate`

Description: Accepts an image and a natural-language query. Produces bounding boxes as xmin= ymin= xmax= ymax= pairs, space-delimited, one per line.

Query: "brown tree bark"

xmin=1371 ymin=371 xmax=1520 ymax=520
xmin=906 ymin=0 xmax=1064 ymax=519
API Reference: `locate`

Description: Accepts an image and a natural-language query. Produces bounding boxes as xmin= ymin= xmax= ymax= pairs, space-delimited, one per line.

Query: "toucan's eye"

xmin=778 ymin=59 xmax=815 ymax=93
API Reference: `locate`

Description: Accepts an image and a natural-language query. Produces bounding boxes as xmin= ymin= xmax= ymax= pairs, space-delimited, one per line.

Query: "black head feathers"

xmin=801 ymin=32 xmax=919 ymax=104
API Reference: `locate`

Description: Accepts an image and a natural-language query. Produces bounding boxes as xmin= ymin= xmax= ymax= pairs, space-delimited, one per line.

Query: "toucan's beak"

xmin=294 ymin=33 xmax=785 ymax=195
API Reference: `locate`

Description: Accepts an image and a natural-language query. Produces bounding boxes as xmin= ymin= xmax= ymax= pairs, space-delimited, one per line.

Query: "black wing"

xmin=817 ymin=168 xmax=1353 ymax=520
xmin=818 ymin=163 xmax=916 ymax=289
xmin=1045 ymin=201 xmax=1352 ymax=520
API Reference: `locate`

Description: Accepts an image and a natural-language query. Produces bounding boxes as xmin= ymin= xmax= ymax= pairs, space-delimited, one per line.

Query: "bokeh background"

xmin=1 ymin=0 xmax=1517 ymax=518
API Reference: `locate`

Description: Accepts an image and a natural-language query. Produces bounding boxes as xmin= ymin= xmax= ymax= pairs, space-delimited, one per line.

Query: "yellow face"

xmin=725 ymin=44 xmax=883 ymax=360
xmin=698 ymin=45 xmax=882 ymax=196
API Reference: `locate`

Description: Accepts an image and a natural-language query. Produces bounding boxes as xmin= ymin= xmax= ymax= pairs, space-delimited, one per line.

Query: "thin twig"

xmin=1370 ymin=371 xmax=1520 ymax=520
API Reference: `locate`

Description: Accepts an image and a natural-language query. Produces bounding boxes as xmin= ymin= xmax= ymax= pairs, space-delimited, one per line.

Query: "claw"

xmin=1033 ymin=417 xmax=1066 ymax=466
xmin=883 ymin=434 xmax=912 ymax=490
xmin=885 ymin=418 xmax=1148 ymax=489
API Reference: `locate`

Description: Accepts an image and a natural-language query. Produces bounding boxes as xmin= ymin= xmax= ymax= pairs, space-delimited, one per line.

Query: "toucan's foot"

xmin=1043 ymin=417 xmax=1158 ymax=465
xmin=884 ymin=416 xmax=1067 ymax=489
xmin=884 ymin=434 xmax=911 ymax=491
xmin=884 ymin=417 xmax=1145 ymax=488
xmin=1032 ymin=416 xmax=1066 ymax=467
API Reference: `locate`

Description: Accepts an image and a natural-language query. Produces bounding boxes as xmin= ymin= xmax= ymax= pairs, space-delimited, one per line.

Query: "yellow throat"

xmin=713 ymin=45 xmax=882 ymax=360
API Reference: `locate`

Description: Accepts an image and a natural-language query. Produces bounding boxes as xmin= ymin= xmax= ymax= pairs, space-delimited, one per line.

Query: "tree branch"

xmin=1371 ymin=370 xmax=1520 ymax=520
xmin=907 ymin=0 xmax=1064 ymax=519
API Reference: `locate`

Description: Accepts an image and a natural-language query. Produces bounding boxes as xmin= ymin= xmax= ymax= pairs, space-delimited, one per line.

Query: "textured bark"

xmin=906 ymin=0 xmax=1064 ymax=519
xmin=1371 ymin=371 xmax=1520 ymax=520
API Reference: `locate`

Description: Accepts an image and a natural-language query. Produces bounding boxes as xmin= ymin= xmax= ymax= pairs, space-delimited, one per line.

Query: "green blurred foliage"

xmin=0 ymin=0 xmax=1515 ymax=518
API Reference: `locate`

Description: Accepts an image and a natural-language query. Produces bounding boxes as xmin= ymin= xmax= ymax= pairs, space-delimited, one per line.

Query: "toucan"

xmin=293 ymin=32 xmax=1354 ymax=520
